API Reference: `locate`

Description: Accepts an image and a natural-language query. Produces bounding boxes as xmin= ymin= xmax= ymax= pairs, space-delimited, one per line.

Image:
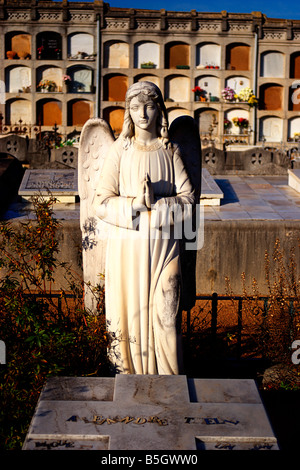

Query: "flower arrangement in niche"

xmin=232 ymin=117 xmax=249 ymax=128
xmin=221 ymin=87 xmax=235 ymax=101
xmin=62 ymin=75 xmax=71 ymax=84
xmin=192 ymin=86 xmax=203 ymax=96
xmin=37 ymin=46 xmax=44 ymax=58
xmin=37 ymin=79 xmax=57 ymax=92
xmin=224 ymin=118 xmax=231 ymax=130
xmin=237 ymin=87 xmax=258 ymax=107
xmin=192 ymin=86 xmax=206 ymax=101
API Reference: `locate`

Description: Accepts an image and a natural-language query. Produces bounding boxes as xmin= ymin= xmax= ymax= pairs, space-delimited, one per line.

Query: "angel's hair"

xmin=121 ymin=81 xmax=170 ymax=149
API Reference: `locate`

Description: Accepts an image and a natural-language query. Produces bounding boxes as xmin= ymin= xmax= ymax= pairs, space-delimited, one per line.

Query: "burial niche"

xmin=36 ymin=32 xmax=62 ymax=60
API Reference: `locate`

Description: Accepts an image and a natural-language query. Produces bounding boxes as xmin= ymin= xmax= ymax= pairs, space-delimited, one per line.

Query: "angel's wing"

xmin=78 ymin=118 xmax=115 ymax=313
xmin=169 ymin=116 xmax=202 ymax=311
xmin=169 ymin=115 xmax=202 ymax=202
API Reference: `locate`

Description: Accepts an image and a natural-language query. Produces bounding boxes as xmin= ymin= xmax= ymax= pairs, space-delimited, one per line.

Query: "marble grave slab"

xmin=19 ymin=169 xmax=78 ymax=203
xmin=22 ymin=375 xmax=279 ymax=451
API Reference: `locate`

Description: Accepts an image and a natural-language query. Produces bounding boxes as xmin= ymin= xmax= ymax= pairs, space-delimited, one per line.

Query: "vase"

xmin=18 ymin=51 xmax=28 ymax=60
xmin=6 ymin=51 xmax=16 ymax=59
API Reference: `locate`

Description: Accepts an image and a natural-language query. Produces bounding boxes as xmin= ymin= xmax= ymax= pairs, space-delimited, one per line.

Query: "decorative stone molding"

xmin=168 ymin=21 xmax=190 ymax=31
xmin=263 ymin=30 xmax=285 ymax=40
xmin=70 ymin=13 xmax=94 ymax=23
xmin=198 ymin=22 xmax=220 ymax=32
xmin=39 ymin=12 xmax=62 ymax=22
xmin=7 ymin=11 xmax=30 ymax=21
xmin=106 ymin=18 xmax=129 ymax=30
xmin=229 ymin=22 xmax=251 ymax=32
xmin=136 ymin=21 xmax=160 ymax=31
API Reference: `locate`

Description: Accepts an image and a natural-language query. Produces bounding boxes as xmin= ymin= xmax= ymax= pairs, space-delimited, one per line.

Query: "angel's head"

xmin=121 ymin=81 xmax=169 ymax=147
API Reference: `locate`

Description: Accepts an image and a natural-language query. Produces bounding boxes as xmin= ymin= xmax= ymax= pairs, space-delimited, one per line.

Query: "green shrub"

xmin=0 ymin=194 xmax=110 ymax=449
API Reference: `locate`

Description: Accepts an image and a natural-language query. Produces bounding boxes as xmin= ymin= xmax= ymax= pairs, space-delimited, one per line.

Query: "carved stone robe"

xmin=93 ymin=137 xmax=195 ymax=374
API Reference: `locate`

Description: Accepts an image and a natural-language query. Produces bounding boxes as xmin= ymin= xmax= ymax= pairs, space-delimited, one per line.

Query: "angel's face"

xmin=129 ymin=96 xmax=158 ymax=134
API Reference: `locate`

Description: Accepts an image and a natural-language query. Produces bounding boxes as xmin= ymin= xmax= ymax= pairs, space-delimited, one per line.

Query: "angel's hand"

xmin=144 ymin=174 xmax=155 ymax=209
xmin=132 ymin=180 xmax=147 ymax=212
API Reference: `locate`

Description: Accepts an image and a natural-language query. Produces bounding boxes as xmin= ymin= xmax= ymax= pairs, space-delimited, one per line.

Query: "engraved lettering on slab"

xmin=185 ymin=417 xmax=239 ymax=425
xmin=66 ymin=414 xmax=169 ymax=426
xmin=25 ymin=171 xmax=75 ymax=190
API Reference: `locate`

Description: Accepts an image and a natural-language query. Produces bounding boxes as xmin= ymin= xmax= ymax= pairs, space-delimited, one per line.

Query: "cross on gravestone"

xmin=23 ymin=375 xmax=278 ymax=451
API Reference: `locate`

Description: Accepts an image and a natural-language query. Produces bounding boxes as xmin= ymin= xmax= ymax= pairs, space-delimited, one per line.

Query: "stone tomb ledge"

xmin=200 ymin=169 xmax=224 ymax=206
xmin=288 ymin=169 xmax=300 ymax=194
xmin=22 ymin=375 xmax=278 ymax=451
xmin=18 ymin=169 xmax=78 ymax=203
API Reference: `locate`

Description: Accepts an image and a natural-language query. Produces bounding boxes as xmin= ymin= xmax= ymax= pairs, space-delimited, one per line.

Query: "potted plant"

xmin=141 ymin=61 xmax=156 ymax=69
xmin=176 ymin=65 xmax=190 ymax=69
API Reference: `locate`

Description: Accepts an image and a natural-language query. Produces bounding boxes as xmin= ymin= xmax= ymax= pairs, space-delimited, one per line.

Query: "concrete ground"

xmin=204 ymin=174 xmax=300 ymax=222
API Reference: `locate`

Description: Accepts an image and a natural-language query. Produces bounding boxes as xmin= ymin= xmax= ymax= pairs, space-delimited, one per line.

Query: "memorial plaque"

xmin=19 ymin=169 xmax=78 ymax=203
xmin=23 ymin=375 xmax=279 ymax=451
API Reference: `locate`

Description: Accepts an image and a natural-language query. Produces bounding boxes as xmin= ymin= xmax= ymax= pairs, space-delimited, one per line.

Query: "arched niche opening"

xmin=195 ymin=108 xmax=219 ymax=137
xmin=5 ymin=32 xmax=31 ymax=59
xmin=259 ymin=116 xmax=283 ymax=142
xmin=104 ymin=41 xmax=129 ymax=68
xmin=36 ymin=65 xmax=63 ymax=92
xmin=37 ymin=99 xmax=62 ymax=126
xmin=68 ymin=33 xmax=94 ymax=59
xmin=289 ymin=82 xmax=300 ymax=111
xmin=103 ymin=74 xmax=128 ymax=101
xmin=225 ymin=76 xmax=250 ymax=94
xmin=226 ymin=43 xmax=250 ymax=71
xmin=290 ymin=52 xmax=300 ymax=79
xmin=165 ymin=42 xmax=190 ymax=69
xmin=6 ymin=99 xmax=31 ymax=125
xmin=6 ymin=66 xmax=31 ymax=93
xmin=196 ymin=75 xmax=220 ymax=100
xmin=36 ymin=31 xmax=62 ymax=60
xmin=134 ymin=41 xmax=160 ymax=69
xmin=165 ymin=75 xmax=190 ymax=102
xmin=259 ymin=83 xmax=283 ymax=111
xmin=196 ymin=43 xmax=221 ymax=69
xmin=68 ymin=100 xmax=93 ymax=126
xmin=260 ymin=51 xmax=284 ymax=78
xmin=103 ymin=107 xmax=125 ymax=136
xmin=67 ymin=66 xmax=93 ymax=93
xmin=134 ymin=74 xmax=160 ymax=87
xmin=225 ymin=108 xmax=250 ymax=135
xmin=288 ymin=116 xmax=300 ymax=141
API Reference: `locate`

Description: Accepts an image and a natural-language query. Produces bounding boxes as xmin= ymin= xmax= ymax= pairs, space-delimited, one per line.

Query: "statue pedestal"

xmin=23 ymin=375 xmax=279 ymax=451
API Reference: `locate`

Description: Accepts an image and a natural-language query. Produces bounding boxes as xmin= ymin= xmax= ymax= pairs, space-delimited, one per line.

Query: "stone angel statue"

xmin=79 ymin=81 xmax=201 ymax=375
